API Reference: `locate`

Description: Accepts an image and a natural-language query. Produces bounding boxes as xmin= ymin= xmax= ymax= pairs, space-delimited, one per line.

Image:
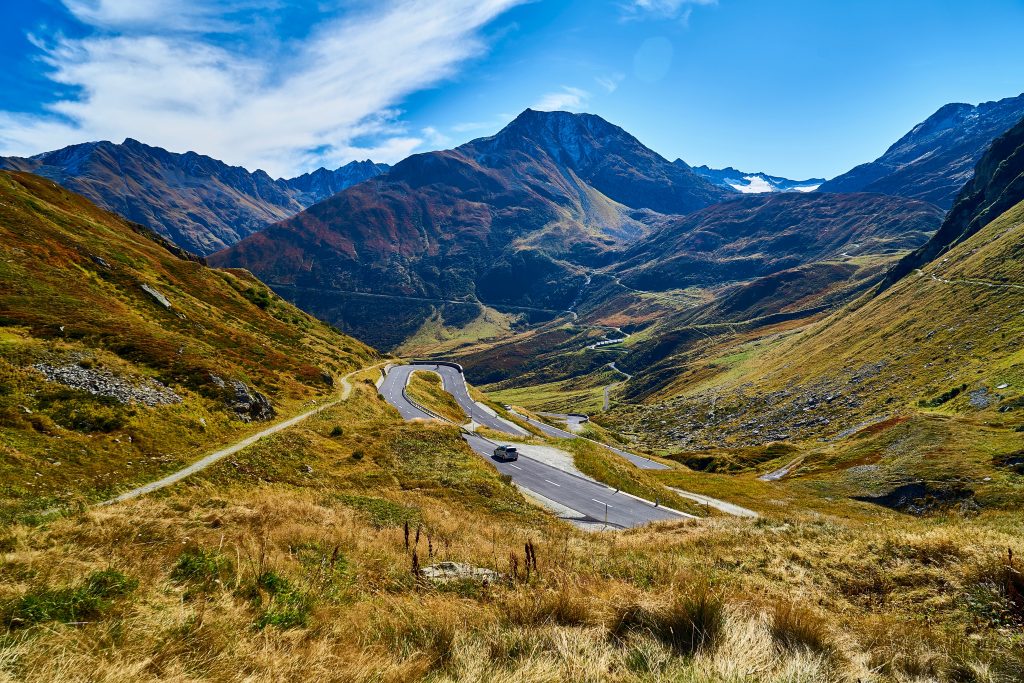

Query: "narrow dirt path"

xmin=603 ymin=362 xmax=633 ymax=410
xmin=100 ymin=363 xmax=379 ymax=506
xmin=918 ymin=269 xmax=1024 ymax=291
xmin=667 ymin=487 xmax=759 ymax=518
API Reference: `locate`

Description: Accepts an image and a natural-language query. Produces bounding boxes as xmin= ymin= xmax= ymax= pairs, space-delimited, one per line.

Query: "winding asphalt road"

xmin=537 ymin=412 xmax=587 ymax=433
xmin=380 ymin=363 xmax=527 ymax=435
xmin=380 ymin=364 xmax=688 ymax=528
xmin=512 ymin=410 xmax=669 ymax=471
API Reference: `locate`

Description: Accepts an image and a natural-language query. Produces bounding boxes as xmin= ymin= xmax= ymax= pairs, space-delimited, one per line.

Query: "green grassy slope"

xmin=0 ymin=171 xmax=377 ymax=519
xmin=610 ymin=197 xmax=1024 ymax=482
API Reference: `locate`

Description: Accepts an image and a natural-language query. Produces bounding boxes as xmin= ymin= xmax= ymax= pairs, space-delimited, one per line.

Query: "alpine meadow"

xmin=1 ymin=2 xmax=1023 ymax=681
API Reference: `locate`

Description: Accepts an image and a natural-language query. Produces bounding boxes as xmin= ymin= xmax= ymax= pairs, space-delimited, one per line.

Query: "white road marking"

xmin=592 ymin=499 xmax=613 ymax=507
xmin=543 ymin=479 xmax=561 ymax=486
xmin=509 ymin=464 xmax=522 ymax=470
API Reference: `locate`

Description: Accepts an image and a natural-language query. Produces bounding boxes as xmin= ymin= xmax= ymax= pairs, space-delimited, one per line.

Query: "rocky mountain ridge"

xmin=0 ymin=140 xmax=388 ymax=255
xmin=211 ymin=109 xmax=734 ymax=349
xmin=818 ymin=93 xmax=1024 ymax=208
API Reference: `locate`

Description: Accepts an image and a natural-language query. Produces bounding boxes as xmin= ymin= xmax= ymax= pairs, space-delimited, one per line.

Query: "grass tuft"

xmin=2 ymin=568 xmax=137 ymax=629
xmin=610 ymin=587 xmax=725 ymax=656
xmin=769 ymin=600 xmax=834 ymax=656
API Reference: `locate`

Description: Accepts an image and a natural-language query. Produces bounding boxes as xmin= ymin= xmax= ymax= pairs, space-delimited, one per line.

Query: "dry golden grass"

xmin=406 ymin=371 xmax=469 ymax=424
xmin=0 ymin=364 xmax=1022 ymax=682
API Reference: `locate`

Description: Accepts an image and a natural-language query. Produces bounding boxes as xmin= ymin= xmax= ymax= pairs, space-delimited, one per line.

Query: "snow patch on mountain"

xmin=686 ymin=163 xmax=825 ymax=194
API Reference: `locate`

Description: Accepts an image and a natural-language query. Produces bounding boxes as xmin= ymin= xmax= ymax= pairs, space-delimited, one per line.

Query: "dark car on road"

xmin=493 ymin=445 xmax=519 ymax=461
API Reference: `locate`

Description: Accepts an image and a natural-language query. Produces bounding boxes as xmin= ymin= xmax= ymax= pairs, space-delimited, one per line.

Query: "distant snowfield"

xmin=729 ymin=175 xmax=775 ymax=193
xmin=728 ymin=175 xmax=822 ymax=193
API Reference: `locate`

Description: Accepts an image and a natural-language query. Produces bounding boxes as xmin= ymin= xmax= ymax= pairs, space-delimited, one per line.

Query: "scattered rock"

xmin=969 ymin=387 xmax=991 ymax=409
xmin=993 ymin=451 xmax=1024 ymax=475
xmin=140 ymin=284 xmax=172 ymax=309
xmin=229 ymin=380 xmax=275 ymax=422
xmin=31 ymin=363 xmax=182 ymax=407
xmin=421 ymin=562 xmax=500 ymax=584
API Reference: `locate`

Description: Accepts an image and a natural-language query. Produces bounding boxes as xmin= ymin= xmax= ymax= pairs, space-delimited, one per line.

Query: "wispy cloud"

xmin=622 ymin=0 xmax=716 ymax=22
xmin=0 ymin=0 xmax=525 ymax=177
xmin=60 ymin=0 xmax=251 ymax=32
xmin=420 ymin=126 xmax=450 ymax=148
xmin=595 ymin=73 xmax=624 ymax=93
xmin=532 ymin=86 xmax=590 ymax=112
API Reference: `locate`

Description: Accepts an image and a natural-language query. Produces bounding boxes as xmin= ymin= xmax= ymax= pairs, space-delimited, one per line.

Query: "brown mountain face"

xmin=606 ymin=192 xmax=943 ymax=392
xmin=454 ymin=191 xmax=944 ymax=393
xmin=211 ymin=109 xmax=732 ymax=349
xmin=0 ymin=140 xmax=388 ymax=256
xmin=616 ymin=192 xmax=944 ymax=291
xmin=818 ymin=93 xmax=1024 ymax=208
xmin=883 ymin=113 xmax=1024 ymax=288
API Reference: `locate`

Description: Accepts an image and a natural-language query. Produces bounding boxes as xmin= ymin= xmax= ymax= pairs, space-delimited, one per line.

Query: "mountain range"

xmin=611 ymin=108 xmax=1024 ymax=455
xmin=615 ymin=192 xmax=941 ymax=291
xmin=4 ymin=95 xmax=1024 ymax=354
xmin=0 ymin=140 xmax=389 ymax=255
xmin=210 ymin=109 xmax=733 ymax=348
xmin=818 ymin=93 xmax=1024 ymax=208
xmin=688 ymin=164 xmax=824 ymax=193
xmin=3 ymin=78 xmax=1024 ymax=679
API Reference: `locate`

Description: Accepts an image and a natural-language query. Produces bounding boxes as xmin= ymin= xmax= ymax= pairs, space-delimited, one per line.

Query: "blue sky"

xmin=1 ymin=0 xmax=1022 ymax=179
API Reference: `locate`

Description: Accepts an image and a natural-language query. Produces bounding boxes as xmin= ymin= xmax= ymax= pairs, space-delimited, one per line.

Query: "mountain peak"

xmin=473 ymin=108 xmax=652 ymax=170
xmin=820 ymin=92 xmax=1024 ymax=207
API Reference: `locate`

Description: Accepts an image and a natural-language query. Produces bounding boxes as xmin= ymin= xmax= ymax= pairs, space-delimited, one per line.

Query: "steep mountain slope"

xmin=818 ymin=93 xmax=1024 ymax=208
xmin=883 ymin=114 xmax=1024 ymax=287
xmin=610 ymin=123 xmax=1024 ymax=454
xmin=688 ymin=163 xmax=824 ymax=193
xmin=0 ymin=170 xmax=375 ymax=517
xmin=616 ymin=192 xmax=943 ymax=291
xmin=452 ymin=192 xmax=942 ymax=396
xmin=212 ymin=109 xmax=732 ymax=349
xmin=0 ymin=141 xmax=387 ymax=255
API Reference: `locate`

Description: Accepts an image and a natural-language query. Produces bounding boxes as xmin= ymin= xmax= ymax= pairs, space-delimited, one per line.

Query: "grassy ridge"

xmin=0 ymin=171 xmax=376 ymax=518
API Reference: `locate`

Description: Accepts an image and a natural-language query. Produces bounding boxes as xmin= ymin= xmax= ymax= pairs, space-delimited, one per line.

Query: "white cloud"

xmin=0 ymin=0 xmax=525 ymax=177
xmin=595 ymin=73 xmax=624 ymax=93
xmin=532 ymin=86 xmax=590 ymax=112
xmin=61 ymin=0 xmax=254 ymax=33
xmin=420 ymin=126 xmax=450 ymax=148
xmin=623 ymin=0 xmax=716 ymax=22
